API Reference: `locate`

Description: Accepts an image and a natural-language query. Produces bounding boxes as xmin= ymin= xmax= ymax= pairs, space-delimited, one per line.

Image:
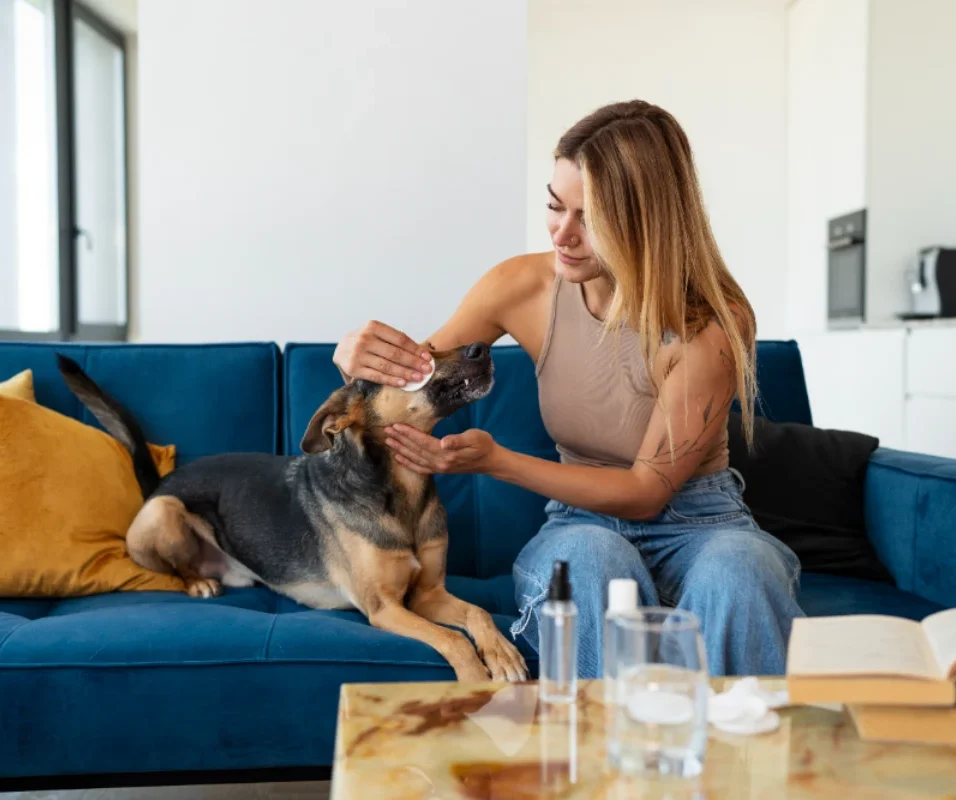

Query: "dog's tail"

xmin=56 ymin=354 xmax=162 ymax=499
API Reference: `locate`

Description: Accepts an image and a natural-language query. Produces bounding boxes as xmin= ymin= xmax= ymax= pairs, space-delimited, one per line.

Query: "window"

xmin=0 ymin=0 xmax=129 ymax=341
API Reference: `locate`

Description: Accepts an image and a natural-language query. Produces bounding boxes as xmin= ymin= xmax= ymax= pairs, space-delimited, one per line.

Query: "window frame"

xmin=0 ymin=0 xmax=130 ymax=342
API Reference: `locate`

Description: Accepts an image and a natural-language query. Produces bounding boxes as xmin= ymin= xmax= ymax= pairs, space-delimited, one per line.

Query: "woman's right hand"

xmin=333 ymin=321 xmax=434 ymax=387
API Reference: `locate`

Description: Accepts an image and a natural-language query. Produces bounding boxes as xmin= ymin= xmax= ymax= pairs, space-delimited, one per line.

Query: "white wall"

xmin=785 ymin=0 xmax=868 ymax=334
xmin=526 ymin=0 xmax=789 ymax=339
xmin=866 ymin=0 xmax=956 ymax=324
xmin=138 ymin=0 xmax=527 ymax=344
xmin=0 ymin=0 xmax=16 ymax=327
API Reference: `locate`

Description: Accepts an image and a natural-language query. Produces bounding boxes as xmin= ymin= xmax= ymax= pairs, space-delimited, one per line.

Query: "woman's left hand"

xmin=384 ymin=425 xmax=500 ymax=475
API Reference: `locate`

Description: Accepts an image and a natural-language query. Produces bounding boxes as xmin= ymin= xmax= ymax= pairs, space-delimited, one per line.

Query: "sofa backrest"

xmin=1 ymin=339 xmax=812 ymax=580
xmin=0 ymin=343 xmax=282 ymax=464
xmin=284 ymin=340 xmax=814 ymax=578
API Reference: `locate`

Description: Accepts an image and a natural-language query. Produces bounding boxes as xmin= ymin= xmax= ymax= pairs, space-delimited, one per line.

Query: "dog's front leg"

xmin=367 ymin=601 xmax=490 ymax=682
xmin=409 ymin=503 xmax=529 ymax=682
xmin=344 ymin=536 xmax=490 ymax=682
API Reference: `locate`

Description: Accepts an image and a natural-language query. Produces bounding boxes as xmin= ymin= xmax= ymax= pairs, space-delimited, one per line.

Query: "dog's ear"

xmin=300 ymin=387 xmax=364 ymax=454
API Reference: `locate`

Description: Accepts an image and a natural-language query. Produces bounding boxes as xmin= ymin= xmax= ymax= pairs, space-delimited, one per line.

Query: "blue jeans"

xmin=511 ymin=468 xmax=805 ymax=678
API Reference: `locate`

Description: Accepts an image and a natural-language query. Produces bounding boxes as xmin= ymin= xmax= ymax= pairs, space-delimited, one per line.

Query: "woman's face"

xmin=546 ymin=158 xmax=602 ymax=283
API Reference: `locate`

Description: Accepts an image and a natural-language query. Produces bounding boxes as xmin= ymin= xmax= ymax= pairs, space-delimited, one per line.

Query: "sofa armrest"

xmin=864 ymin=447 xmax=956 ymax=609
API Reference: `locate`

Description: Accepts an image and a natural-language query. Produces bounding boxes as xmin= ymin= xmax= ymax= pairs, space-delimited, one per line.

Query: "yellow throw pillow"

xmin=0 ymin=394 xmax=185 ymax=596
xmin=0 ymin=367 xmax=176 ymax=477
xmin=0 ymin=369 xmax=35 ymax=402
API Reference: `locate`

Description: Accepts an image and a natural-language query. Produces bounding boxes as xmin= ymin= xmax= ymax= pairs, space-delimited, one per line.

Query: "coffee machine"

xmin=902 ymin=247 xmax=956 ymax=319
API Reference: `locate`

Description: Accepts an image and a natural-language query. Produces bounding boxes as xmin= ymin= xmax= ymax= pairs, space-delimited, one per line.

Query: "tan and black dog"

xmin=56 ymin=345 xmax=528 ymax=682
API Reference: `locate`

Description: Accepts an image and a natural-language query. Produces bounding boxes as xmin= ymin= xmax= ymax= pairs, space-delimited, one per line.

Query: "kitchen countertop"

xmin=819 ymin=317 xmax=956 ymax=333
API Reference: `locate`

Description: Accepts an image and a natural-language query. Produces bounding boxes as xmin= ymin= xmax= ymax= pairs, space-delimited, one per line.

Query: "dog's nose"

xmin=464 ymin=342 xmax=489 ymax=361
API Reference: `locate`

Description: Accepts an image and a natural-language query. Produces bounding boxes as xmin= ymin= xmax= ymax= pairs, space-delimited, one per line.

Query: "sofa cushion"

xmin=1 ymin=360 xmax=179 ymax=485
xmin=285 ymin=341 xmax=816 ymax=580
xmin=797 ymin=572 xmax=943 ymax=620
xmin=727 ymin=412 xmax=892 ymax=583
xmin=736 ymin=340 xmax=814 ymax=425
xmin=0 ymin=343 xmax=282 ymax=464
xmin=0 ymin=395 xmax=183 ymax=597
xmin=864 ymin=448 xmax=956 ymax=608
xmin=0 ymin=582 xmax=537 ymax=778
xmin=0 ymin=368 xmax=34 ymax=401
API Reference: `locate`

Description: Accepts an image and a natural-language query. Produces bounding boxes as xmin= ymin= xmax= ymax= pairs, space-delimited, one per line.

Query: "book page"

xmin=787 ymin=615 xmax=938 ymax=679
xmin=921 ymin=608 xmax=956 ymax=679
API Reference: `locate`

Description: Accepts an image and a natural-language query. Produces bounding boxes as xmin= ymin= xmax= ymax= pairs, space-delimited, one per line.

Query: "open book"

xmin=786 ymin=609 xmax=956 ymax=707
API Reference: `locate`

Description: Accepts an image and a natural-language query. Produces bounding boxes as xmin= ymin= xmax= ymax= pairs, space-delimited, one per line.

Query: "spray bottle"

xmin=539 ymin=560 xmax=578 ymax=703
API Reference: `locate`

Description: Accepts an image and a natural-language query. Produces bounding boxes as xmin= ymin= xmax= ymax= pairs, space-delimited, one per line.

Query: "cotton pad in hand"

xmin=402 ymin=356 xmax=435 ymax=392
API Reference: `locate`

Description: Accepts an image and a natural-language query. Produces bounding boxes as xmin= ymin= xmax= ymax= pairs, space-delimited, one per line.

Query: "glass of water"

xmin=607 ymin=608 xmax=709 ymax=780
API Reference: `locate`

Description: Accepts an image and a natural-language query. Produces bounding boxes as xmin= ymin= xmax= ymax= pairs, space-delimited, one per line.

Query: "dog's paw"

xmin=185 ymin=578 xmax=223 ymax=599
xmin=481 ymin=635 xmax=529 ymax=683
xmin=453 ymin=659 xmax=492 ymax=683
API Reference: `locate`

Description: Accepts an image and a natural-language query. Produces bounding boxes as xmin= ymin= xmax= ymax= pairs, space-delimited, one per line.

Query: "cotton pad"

xmin=713 ymin=709 xmax=780 ymax=736
xmin=707 ymin=677 xmax=785 ymax=735
xmin=708 ymin=692 xmax=766 ymax=725
xmin=725 ymin=676 xmax=789 ymax=710
xmin=402 ymin=356 xmax=436 ymax=392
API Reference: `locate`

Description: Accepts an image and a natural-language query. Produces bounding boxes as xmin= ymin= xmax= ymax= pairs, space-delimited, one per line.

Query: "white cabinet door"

xmin=796 ymin=329 xmax=906 ymax=448
xmin=906 ymin=328 xmax=956 ymax=397
xmin=905 ymin=396 xmax=956 ymax=459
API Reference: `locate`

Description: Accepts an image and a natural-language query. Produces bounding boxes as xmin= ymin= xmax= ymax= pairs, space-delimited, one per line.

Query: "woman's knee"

xmin=685 ymin=531 xmax=800 ymax=604
xmin=511 ymin=524 xmax=655 ymax=644
xmin=514 ymin=525 xmax=652 ymax=600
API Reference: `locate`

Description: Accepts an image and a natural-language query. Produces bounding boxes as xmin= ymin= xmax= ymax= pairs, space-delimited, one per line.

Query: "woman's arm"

xmin=386 ymin=321 xmax=738 ymax=520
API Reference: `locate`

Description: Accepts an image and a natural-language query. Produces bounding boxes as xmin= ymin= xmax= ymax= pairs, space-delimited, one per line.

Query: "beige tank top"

xmin=536 ymin=275 xmax=729 ymax=472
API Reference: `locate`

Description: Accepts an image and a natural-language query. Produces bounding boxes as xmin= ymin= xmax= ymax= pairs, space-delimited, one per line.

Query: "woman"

xmin=333 ymin=100 xmax=805 ymax=678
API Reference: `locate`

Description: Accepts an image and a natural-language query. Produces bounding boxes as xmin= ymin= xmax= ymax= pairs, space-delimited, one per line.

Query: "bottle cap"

xmin=548 ymin=560 xmax=571 ymax=602
xmin=607 ymin=578 xmax=638 ymax=613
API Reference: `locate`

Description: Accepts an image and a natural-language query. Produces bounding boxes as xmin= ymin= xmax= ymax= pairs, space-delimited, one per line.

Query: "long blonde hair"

xmin=555 ymin=100 xmax=758 ymax=447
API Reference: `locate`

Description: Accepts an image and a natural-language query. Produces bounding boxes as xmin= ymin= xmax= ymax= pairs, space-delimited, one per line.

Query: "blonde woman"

xmin=334 ymin=100 xmax=804 ymax=677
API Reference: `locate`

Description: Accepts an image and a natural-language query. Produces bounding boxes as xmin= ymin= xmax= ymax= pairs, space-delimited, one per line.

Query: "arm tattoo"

xmin=636 ymin=349 xmax=736 ymax=493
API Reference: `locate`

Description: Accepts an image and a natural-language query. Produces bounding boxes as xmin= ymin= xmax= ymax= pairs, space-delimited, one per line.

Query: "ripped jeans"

xmin=510 ymin=468 xmax=805 ymax=678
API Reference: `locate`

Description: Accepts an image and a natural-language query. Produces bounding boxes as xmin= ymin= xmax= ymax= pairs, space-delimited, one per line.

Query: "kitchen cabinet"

xmin=795 ymin=325 xmax=956 ymax=458
xmin=796 ymin=329 xmax=906 ymax=449
xmin=905 ymin=396 xmax=956 ymax=460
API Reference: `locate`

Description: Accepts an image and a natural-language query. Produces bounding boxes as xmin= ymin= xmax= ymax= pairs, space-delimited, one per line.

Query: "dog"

xmin=56 ymin=344 xmax=528 ymax=682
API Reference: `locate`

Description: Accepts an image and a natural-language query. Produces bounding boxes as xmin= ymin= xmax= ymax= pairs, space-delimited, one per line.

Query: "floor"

xmin=0 ymin=783 xmax=330 ymax=800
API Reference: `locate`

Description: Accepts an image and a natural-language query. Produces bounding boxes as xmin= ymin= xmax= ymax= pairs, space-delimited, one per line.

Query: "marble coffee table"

xmin=330 ymin=677 xmax=956 ymax=799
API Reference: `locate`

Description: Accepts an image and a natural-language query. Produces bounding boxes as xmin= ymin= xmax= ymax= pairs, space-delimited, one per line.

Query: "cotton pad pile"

xmin=707 ymin=677 xmax=788 ymax=735
xmin=402 ymin=356 xmax=436 ymax=392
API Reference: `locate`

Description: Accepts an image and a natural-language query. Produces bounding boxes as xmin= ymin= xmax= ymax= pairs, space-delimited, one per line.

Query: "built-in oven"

xmin=827 ymin=209 xmax=867 ymax=327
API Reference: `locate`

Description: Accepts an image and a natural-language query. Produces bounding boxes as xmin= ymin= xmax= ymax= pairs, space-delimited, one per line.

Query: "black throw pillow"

xmin=726 ymin=411 xmax=894 ymax=584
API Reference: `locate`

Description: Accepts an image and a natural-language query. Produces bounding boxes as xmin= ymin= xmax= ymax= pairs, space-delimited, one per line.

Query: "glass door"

xmin=72 ymin=4 xmax=127 ymax=337
xmin=0 ymin=0 xmax=60 ymax=337
xmin=0 ymin=0 xmax=128 ymax=341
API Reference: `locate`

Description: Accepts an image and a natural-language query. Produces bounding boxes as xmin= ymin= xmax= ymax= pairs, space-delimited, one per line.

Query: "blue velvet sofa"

xmin=1 ymin=340 xmax=954 ymax=783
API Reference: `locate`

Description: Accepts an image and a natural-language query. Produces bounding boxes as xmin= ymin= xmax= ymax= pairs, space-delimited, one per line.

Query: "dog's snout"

xmin=464 ymin=342 xmax=489 ymax=361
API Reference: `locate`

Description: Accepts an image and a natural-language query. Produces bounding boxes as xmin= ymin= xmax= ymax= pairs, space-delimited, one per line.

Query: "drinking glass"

xmin=607 ymin=608 xmax=709 ymax=780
